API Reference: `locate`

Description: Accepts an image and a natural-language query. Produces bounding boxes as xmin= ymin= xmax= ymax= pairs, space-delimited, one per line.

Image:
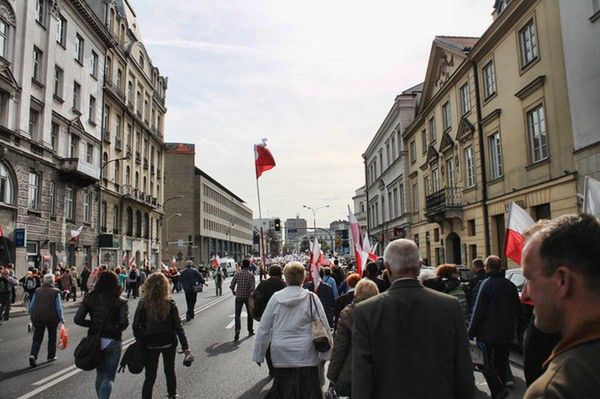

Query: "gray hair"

xmin=42 ymin=273 xmax=55 ymax=285
xmin=383 ymin=239 xmax=420 ymax=274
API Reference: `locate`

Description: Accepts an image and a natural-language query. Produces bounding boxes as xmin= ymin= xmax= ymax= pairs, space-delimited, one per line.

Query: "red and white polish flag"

xmin=347 ymin=205 xmax=363 ymax=274
xmin=212 ymin=255 xmax=221 ymax=269
xmin=309 ymin=236 xmax=322 ymax=290
xmin=254 ymin=139 xmax=276 ymax=179
xmin=504 ymin=202 xmax=535 ymax=265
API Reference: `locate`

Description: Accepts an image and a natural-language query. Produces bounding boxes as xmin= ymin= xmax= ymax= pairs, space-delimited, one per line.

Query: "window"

xmin=489 ymin=132 xmax=503 ymax=179
xmin=0 ymin=20 xmax=8 ymax=59
xmin=533 ymin=203 xmax=551 ymax=220
xmin=388 ymin=191 xmax=393 ymax=221
xmin=431 ymin=168 xmax=440 ymax=193
xmin=88 ymin=95 xmax=96 ymax=123
xmin=56 ymin=14 xmax=67 ymax=46
xmin=527 ymin=104 xmax=548 ymax=162
xmin=117 ymin=69 xmax=123 ymax=90
xmin=86 ymin=143 xmax=94 ymax=164
xmin=28 ymin=172 xmax=40 ymax=210
xmin=0 ymin=163 xmax=14 ymax=205
xmin=136 ymin=210 xmax=142 ymax=237
xmin=73 ymin=82 xmax=81 ymax=111
xmin=421 ymin=130 xmax=427 ymax=154
xmin=105 ymin=57 xmax=112 ymax=82
xmin=91 ymin=51 xmax=99 ymax=78
xmin=75 ymin=34 xmax=84 ymax=64
xmin=442 ymin=102 xmax=451 ymax=131
xmin=465 ymin=146 xmax=476 ymax=187
xmin=428 ymin=117 xmax=436 ymax=144
xmin=104 ymin=104 xmax=110 ymax=131
xmin=113 ymin=205 xmax=119 ymax=233
xmin=28 ymin=108 xmax=40 ymax=137
xmin=101 ymin=201 xmax=107 ymax=232
xmin=127 ymin=81 xmax=133 ymax=104
xmin=483 ymin=61 xmax=497 ymax=99
xmin=468 ymin=219 xmax=476 ymax=236
xmin=399 ymin=184 xmax=405 ymax=215
xmin=460 ymin=83 xmax=471 ymax=115
xmin=115 ymin=114 xmax=122 ymax=137
xmin=391 ymin=135 xmax=397 ymax=160
xmin=51 ymin=122 xmax=59 ymax=150
xmin=446 ymin=158 xmax=456 ymax=187
xmin=65 ymin=187 xmax=73 ymax=219
xmin=33 ymin=47 xmax=43 ymax=81
xmin=54 ymin=66 xmax=64 ymax=98
xmin=412 ymin=182 xmax=419 ymax=212
xmin=49 ymin=181 xmax=56 ymax=217
xmin=385 ymin=141 xmax=391 ymax=167
xmin=83 ymin=190 xmax=91 ymax=223
xmin=70 ymin=134 xmax=79 ymax=158
xmin=35 ymin=0 xmax=46 ymax=24
xmin=410 ymin=140 xmax=416 ymax=163
xmin=519 ymin=20 xmax=538 ymax=67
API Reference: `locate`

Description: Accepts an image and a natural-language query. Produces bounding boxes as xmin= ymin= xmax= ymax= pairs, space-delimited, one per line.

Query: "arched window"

xmin=0 ymin=1 xmax=17 ymax=62
xmin=114 ymin=160 xmax=120 ymax=183
xmin=0 ymin=162 xmax=15 ymax=205
xmin=135 ymin=171 xmax=139 ymax=189
xmin=144 ymin=212 xmax=149 ymax=238
xmin=125 ymin=166 xmax=130 ymax=186
xmin=113 ymin=205 xmax=120 ymax=234
xmin=143 ymin=176 xmax=147 ymax=193
xmin=136 ymin=210 xmax=142 ymax=237
xmin=126 ymin=206 xmax=133 ymax=236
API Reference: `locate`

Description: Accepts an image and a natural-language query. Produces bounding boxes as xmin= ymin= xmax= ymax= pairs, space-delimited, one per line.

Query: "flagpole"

xmin=254 ymin=145 xmax=266 ymax=271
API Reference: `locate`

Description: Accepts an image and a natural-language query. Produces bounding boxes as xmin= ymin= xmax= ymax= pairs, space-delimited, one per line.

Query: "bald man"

xmin=352 ymin=239 xmax=474 ymax=399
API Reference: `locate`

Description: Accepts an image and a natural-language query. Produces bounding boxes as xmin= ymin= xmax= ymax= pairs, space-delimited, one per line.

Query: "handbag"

xmin=74 ymin=305 xmax=113 ymax=371
xmin=248 ymin=286 xmax=265 ymax=321
xmin=193 ymin=284 xmax=203 ymax=293
xmin=118 ymin=341 xmax=144 ymax=374
xmin=58 ymin=324 xmax=69 ymax=350
xmin=309 ymin=293 xmax=331 ymax=353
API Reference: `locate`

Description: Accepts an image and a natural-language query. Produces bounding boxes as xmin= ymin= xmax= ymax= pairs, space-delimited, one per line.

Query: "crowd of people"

xmin=2 ymin=212 xmax=600 ymax=398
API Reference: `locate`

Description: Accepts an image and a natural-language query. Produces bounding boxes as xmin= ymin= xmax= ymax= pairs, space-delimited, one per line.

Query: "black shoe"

xmin=234 ymin=332 xmax=239 ymax=341
xmin=248 ymin=330 xmax=255 ymax=337
xmin=47 ymin=357 xmax=57 ymax=362
xmin=29 ymin=356 xmax=37 ymax=368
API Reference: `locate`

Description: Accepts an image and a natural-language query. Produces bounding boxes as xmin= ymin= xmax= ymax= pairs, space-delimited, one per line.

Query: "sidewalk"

xmin=8 ymin=296 xmax=84 ymax=318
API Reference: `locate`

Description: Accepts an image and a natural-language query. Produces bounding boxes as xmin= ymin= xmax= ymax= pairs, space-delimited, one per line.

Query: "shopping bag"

xmin=58 ymin=324 xmax=69 ymax=350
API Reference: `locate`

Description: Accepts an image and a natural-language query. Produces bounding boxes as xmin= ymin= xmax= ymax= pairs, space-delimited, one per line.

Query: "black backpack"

xmin=118 ymin=341 xmax=144 ymax=374
xmin=129 ymin=270 xmax=137 ymax=280
xmin=248 ymin=285 xmax=265 ymax=321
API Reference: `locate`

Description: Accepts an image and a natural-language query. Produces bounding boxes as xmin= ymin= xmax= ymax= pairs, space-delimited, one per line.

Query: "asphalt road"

xmin=0 ymin=277 xmax=526 ymax=398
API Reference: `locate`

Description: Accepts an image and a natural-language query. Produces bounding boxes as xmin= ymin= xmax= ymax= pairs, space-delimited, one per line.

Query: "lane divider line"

xmin=18 ymin=294 xmax=233 ymax=399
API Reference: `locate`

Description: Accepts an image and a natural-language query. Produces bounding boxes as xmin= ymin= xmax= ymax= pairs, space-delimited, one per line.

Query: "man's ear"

xmin=556 ymin=266 xmax=574 ymax=299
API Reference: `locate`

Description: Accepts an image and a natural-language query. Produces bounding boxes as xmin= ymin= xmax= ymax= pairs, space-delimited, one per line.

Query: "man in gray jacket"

xmin=352 ymin=238 xmax=474 ymax=399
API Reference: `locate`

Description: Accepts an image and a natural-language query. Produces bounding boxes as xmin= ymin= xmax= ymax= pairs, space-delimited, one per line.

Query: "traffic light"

xmin=274 ymin=218 xmax=281 ymax=231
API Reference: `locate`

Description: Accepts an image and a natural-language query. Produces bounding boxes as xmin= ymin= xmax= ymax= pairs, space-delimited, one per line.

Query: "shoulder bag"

xmin=309 ymin=293 xmax=331 ymax=353
xmin=74 ymin=303 xmax=113 ymax=371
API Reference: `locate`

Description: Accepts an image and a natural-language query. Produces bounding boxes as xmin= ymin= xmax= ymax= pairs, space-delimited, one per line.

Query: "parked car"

xmin=505 ymin=267 xmax=533 ymax=350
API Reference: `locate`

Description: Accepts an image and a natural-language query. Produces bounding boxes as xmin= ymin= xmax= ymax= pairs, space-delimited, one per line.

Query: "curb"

xmin=9 ymin=301 xmax=82 ymax=318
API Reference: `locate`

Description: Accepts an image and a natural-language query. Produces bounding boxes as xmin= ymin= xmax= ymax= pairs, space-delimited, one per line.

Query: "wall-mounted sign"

xmin=14 ymin=228 xmax=26 ymax=247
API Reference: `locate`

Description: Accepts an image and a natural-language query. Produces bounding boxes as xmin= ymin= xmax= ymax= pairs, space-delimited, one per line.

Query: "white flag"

xmin=583 ymin=176 xmax=600 ymax=219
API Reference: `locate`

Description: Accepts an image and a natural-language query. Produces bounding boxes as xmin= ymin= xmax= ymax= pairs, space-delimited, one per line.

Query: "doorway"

xmin=445 ymin=232 xmax=462 ymax=264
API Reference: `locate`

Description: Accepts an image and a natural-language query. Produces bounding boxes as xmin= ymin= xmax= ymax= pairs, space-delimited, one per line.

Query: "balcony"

xmin=150 ymin=165 xmax=155 ymax=175
xmin=145 ymin=194 xmax=152 ymax=203
xmin=135 ymin=151 xmax=141 ymax=164
xmin=102 ymin=129 xmax=111 ymax=143
xmin=425 ymin=187 xmax=463 ymax=223
xmin=143 ymin=158 xmax=148 ymax=169
xmin=138 ymin=190 xmax=145 ymax=201
xmin=59 ymin=158 xmax=100 ymax=186
xmin=115 ymin=136 xmax=122 ymax=151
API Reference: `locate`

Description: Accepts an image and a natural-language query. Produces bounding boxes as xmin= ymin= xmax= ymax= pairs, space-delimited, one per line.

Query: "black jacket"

xmin=74 ymin=293 xmax=129 ymax=340
xmin=133 ymin=299 xmax=189 ymax=350
xmin=466 ymin=270 xmax=486 ymax=309
xmin=468 ymin=271 xmax=522 ymax=343
xmin=255 ymin=277 xmax=286 ymax=306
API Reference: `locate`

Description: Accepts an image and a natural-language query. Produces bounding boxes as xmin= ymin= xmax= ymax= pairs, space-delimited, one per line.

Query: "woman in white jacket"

xmin=252 ymin=261 xmax=332 ymax=398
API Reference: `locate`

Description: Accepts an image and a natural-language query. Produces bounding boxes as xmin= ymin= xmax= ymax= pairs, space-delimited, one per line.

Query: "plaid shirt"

xmin=230 ymin=269 xmax=255 ymax=299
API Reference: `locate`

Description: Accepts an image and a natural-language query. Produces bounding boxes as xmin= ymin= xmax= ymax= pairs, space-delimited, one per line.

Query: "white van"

xmin=219 ymin=258 xmax=237 ymax=277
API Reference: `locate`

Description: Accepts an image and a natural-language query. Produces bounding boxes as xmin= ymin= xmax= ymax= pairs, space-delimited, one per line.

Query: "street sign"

xmin=14 ymin=228 xmax=26 ymax=247
xmin=177 ymin=239 xmax=184 ymax=248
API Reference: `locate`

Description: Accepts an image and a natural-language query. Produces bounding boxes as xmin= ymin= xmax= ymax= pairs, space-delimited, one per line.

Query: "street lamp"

xmin=163 ymin=194 xmax=184 ymax=207
xmin=302 ymin=204 xmax=330 ymax=231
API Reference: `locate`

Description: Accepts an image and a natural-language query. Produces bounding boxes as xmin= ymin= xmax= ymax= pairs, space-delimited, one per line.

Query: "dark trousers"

xmin=0 ymin=294 xmax=11 ymax=320
xmin=481 ymin=342 xmax=510 ymax=395
xmin=143 ymin=345 xmax=177 ymax=399
xmin=215 ymin=282 xmax=222 ymax=296
xmin=127 ymin=282 xmax=139 ymax=298
xmin=30 ymin=322 xmax=58 ymax=359
xmin=184 ymin=289 xmax=197 ymax=320
xmin=266 ymin=345 xmax=274 ymax=375
xmin=235 ymin=297 xmax=253 ymax=333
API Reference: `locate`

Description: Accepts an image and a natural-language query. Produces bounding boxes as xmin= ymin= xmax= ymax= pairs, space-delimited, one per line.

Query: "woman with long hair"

xmin=74 ymin=271 xmax=129 ymax=399
xmin=133 ymin=272 xmax=190 ymax=399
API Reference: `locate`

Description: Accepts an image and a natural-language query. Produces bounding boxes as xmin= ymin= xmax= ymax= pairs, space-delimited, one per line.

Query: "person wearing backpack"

xmin=133 ymin=272 xmax=190 ymax=399
xmin=24 ymin=269 xmax=41 ymax=302
xmin=436 ymin=264 xmax=469 ymax=322
xmin=126 ymin=266 xmax=140 ymax=299
xmin=28 ymin=274 xmax=65 ymax=366
xmin=74 ymin=271 xmax=129 ymax=399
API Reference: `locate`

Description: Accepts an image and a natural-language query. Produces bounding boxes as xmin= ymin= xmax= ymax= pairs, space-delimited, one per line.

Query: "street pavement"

xmin=0 ymin=277 xmax=526 ymax=398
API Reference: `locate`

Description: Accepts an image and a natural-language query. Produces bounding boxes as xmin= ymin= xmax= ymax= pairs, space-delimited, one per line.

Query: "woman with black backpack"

xmin=133 ymin=272 xmax=191 ymax=399
xmin=74 ymin=271 xmax=129 ymax=399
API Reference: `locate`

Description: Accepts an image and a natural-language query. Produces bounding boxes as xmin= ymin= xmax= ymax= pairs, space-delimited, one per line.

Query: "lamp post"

xmin=163 ymin=194 xmax=184 ymax=207
xmin=165 ymin=212 xmax=182 ymax=245
xmin=302 ymin=204 xmax=330 ymax=232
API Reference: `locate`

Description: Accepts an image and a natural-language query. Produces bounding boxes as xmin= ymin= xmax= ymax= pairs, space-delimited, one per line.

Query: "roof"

xmin=194 ymin=167 xmax=246 ymax=205
xmin=435 ymin=36 xmax=479 ymax=53
xmin=401 ymin=82 xmax=424 ymax=95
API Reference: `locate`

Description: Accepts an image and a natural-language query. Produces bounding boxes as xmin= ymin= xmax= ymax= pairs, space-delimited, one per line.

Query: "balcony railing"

xmin=135 ymin=151 xmax=141 ymax=163
xmin=102 ymin=129 xmax=111 ymax=143
xmin=59 ymin=158 xmax=100 ymax=186
xmin=115 ymin=136 xmax=122 ymax=151
xmin=425 ymin=187 xmax=463 ymax=222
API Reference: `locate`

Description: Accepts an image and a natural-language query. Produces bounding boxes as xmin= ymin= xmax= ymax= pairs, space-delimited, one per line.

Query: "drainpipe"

xmin=471 ymin=61 xmax=491 ymax=256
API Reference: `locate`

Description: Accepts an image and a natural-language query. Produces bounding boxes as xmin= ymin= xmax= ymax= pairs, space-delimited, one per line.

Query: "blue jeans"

xmin=95 ymin=340 xmax=122 ymax=399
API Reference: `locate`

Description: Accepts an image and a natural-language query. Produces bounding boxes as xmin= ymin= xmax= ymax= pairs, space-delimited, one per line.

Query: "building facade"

xmin=400 ymin=0 xmax=578 ymax=267
xmin=89 ymin=0 xmax=167 ymax=269
xmin=252 ymin=217 xmax=281 ymax=256
xmin=0 ymin=0 xmax=112 ymax=273
xmin=284 ymin=216 xmax=307 ymax=251
xmin=162 ymin=143 xmax=252 ymax=265
xmin=363 ymin=84 xmax=422 ymax=255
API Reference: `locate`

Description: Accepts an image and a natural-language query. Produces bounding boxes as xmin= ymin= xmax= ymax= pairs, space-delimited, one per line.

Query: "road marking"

xmin=18 ymin=294 xmax=232 ymax=399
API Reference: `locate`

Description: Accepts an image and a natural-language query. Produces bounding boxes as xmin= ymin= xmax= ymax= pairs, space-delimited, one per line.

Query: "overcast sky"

xmin=130 ymin=0 xmax=493 ymax=226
